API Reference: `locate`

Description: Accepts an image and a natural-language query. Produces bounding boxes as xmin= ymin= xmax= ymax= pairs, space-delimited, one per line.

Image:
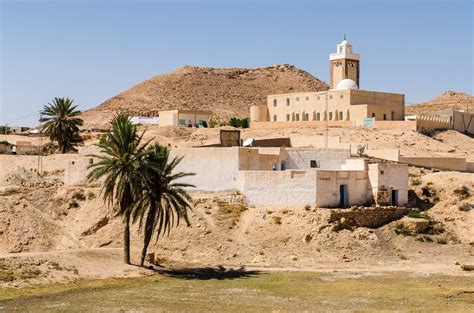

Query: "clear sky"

xmin=1 ymin=0 xmax=473 ymax=126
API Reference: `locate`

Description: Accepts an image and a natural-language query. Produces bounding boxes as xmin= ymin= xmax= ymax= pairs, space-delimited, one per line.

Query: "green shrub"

xmin=407 ymin=211 xmax=430 ymax=219
xmin=411 ymin=178 xmax=422 ymax=186
xmin=228 ymin=117 xmax=249 ymax=128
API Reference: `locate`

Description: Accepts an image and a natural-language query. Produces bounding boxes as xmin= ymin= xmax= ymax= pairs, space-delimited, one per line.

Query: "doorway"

xmin=391 ymin=190 xmax=398 ymax=206
xmin=339 ymin=185 xmax=349 ymax=208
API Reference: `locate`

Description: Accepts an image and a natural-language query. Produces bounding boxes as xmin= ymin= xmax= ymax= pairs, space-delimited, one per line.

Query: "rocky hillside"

xmin=81 ymin=65 xmax=329 ymax=128
xmin=406 ymin=91 xmax=473 ymax=116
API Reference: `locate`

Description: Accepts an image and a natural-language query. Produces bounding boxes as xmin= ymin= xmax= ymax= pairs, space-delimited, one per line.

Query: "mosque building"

xmin=250 ymin=37 xmax=405 ymax=125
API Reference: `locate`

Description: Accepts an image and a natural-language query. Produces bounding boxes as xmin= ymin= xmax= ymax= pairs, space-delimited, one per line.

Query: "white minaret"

xmin=329 ymin=35 xmax=360 ymax=89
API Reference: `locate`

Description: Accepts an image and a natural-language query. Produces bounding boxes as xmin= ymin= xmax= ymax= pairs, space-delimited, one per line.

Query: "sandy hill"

xmin=81 ymin=65 xmax=329 ymax=128
xmin=406 ymin=91 xmax=473 ymax=116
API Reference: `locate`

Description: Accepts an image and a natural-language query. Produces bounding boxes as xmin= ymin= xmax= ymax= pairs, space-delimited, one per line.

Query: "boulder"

xmin=400 ymin=217 xmax=430 ymax=234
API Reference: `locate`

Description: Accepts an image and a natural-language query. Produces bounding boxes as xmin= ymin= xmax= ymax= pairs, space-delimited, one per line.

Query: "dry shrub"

xmin=87 ymin=191 xmax=96 ymax=200
xmin=272 ymin=216 xmax=282 ymax=225
xmin=72 ymin=189 xmax=86 ymax=201
xmin=453 ymin=186 xmax=471 ymax=200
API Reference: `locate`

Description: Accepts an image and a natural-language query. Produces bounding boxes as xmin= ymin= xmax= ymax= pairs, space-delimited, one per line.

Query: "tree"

xmin=134 ymin=144 xmax=195 ymax=266
xmin=87 ymin=114 xmax=150 ymax=264
xmin=40 ymin=98 xmax=83 ymax=153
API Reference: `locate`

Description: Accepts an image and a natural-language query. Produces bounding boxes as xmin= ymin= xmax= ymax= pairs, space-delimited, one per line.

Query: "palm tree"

xmin=87 ymin=114 xmax=150 ymax=264
xmin=40 ymin=97 xmax=83 ymax=153
xmin=134 ymin=144 xmax=195 ymax=266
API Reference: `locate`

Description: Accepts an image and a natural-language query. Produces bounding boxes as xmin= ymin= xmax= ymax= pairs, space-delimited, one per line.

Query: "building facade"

xmin=250 ymin=39 xmax=405 ymax=125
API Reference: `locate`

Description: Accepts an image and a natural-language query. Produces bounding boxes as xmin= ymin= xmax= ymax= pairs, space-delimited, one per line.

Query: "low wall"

xmin=289 ymin=135 xmax=351 ymax=149
xmin=329 ymin=207 xmax=410 ymax=229
xmin=399 ymin=156 xmax=467 ymax=172
xmin=250 ymin=121 xmax=354 ymax=129
xmin=252 ymin=137 xmax=291 ymax=147
xmin=365 ymin=149 xmax=400 ymax=162
xmin=466 ymin=161 xmax=474 ymax=173
xmin=373 ymin=121 xmax=416 ymax=130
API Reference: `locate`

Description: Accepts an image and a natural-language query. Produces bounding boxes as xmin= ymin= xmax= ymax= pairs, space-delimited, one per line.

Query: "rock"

xmin=291 ymin=255 xmax=298 ymax=261
xmin=400 ymin=217 xmax=430 ymax=234
xmin=302 ymin=234 xmax=312 ymax=244
xmin=461 ymin=264 xmax=474 ymax=271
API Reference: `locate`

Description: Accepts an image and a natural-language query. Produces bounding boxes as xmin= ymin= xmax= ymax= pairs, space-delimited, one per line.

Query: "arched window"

xmin=305 ymin=113 xmax=309 ymax=121
xmin=372 ymin=113 xmax=376 ymax=118
xmin=383 ymin=114 xmax=387 ymax=120
xmin=339 ymin=112 xmax=343 ymax=120
xmin=286 ymin=114 xmax=290 ymax=121
xmin=329 ymin=112 xmax=333 ymax=120
xmin=317 ymin=113 xmax=321 ymax=121
xmin=273 ymin=115 xmax=277 ymax=121
xmin=295 ymin=113 xmax=300 ymax=121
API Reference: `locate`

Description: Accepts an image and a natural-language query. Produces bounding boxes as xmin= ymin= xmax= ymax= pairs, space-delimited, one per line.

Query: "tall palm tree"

xmin=134 ymin=144 xmax=195 ymax=266
xmin=87 ymin=114 xmax=150 ymax=264
xmin=40 ymin=97 xmax=83 ymax=153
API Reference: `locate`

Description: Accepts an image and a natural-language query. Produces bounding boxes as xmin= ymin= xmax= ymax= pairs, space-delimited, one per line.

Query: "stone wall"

xmin=329 ymin=206 xmax=410 ymax=229
xmin=453 ymin=111 xmax=474 ymax=135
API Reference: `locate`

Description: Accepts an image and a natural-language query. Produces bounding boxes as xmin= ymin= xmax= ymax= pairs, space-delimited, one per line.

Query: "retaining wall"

xmin=329 ymin=207 xmax=410 ymax=228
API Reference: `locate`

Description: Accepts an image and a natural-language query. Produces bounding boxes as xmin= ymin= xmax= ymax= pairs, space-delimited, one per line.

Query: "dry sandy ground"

xmin=0 ymin=126 xmax=473 ymax=288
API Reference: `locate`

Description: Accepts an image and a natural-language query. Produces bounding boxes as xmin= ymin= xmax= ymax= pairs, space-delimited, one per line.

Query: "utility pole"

xmin=38 ymin=114 xmax=42 ymax=175
xmin=325 ymin=91 xmax=329 ymax=149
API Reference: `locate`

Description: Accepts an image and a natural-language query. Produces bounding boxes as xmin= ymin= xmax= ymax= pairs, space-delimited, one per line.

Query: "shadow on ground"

xmin=153 ymin=265 xmax=261 ymax=280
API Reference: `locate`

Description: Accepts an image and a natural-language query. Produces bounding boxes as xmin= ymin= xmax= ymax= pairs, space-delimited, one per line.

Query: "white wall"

xmin=240 ymin=170 xmax=317 ymax=207
xmin=315 ymin=170 xmax=368 ymax=207
xmin=284 ymin=148 xmax=350 ymax=170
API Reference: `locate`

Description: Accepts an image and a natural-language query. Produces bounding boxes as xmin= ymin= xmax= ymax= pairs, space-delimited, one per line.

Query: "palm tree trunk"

xmin=140 ymin=203 xmax=157 ymax=266
xmin=123 ymin=214 xmax=131 ymax=264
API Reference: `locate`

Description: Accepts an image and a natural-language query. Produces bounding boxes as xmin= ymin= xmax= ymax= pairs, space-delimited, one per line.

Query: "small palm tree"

xmin=87 ymin=114 xmax=150 ymax=264
xmin=40 ymin=97 xmax=83 ymax=153
xmin=134 ymin=144 xmax=195 ymax=266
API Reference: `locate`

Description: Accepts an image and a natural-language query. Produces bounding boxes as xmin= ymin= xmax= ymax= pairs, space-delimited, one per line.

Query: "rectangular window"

xmin=296 ymin=97 xmax=299 ymax=101
xmin=310 ymin=160 xmax=319 ymax=168
xmin=273 ymin=115 xmax=277 ymax=121
xmin=317 ymin=113 xmax=321 ymax=121
xmin=339 ymin=112 xmax=343 ymax=120
xmin=305 ymin=96 xmax=309 ymax=101
xmin=273 ymin=99 xmax=277 ymax=107
xmin=179 ymin=119 xmax=186 ymax=126
xmin=286 ymin=114 xmax=290 ymax=121
xmin=295 ymin=113 xmax=300 ymax=121
xmin=286 ymin=98 xmax=290 ymax=106
xmin=305 ymin=113 xmax=309 ymax=121
xmin=340 ymin=95 xmax=343 ymax=99
xmin=329 ymin=112 xmax=333 ymax=120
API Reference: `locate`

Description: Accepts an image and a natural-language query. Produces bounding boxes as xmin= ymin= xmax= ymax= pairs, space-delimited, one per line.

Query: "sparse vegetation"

xmin=72 ymin=190 xmax=86 ymax=201
xmin=68 ymin=199 xmax=80 ymax=209
xmin=356 ymin=145 xmax=366 ymax=157
xmin=272 ymin=216 xmax=282 ymax=225
xmin=407 ymin=211 xmax=429 ymax=219
xmin=87 ymin=191 xmax=96 ymax=200
xmin=458 ymin=203 xmax=472 ymax=212
xmin=228 ymin=117 xmax=249 ymax=128
xmin=410 ymin=178 xmax=422 ymax=186
xmin=453 ymin=186 xmax=471 ymax=200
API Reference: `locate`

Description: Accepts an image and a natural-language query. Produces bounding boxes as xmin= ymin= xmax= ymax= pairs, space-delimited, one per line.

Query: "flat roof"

xmin=267 ymin=89 xmax=404 ymax=98
xmin=159 ymin=109 xmax=213 ymax=115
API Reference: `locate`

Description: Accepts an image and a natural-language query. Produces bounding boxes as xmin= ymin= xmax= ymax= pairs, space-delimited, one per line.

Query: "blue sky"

xmin=1 ymin=0 xmax=473 ymax=126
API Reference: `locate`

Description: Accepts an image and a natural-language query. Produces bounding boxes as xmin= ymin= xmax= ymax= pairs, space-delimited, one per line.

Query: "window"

xmin=305 ymin=96 xmax=309 ymax=101
xmin=380 ymin=170 xmax=384 ymax=175
xmin=179 ymin=119 xmax=186 ymax=126
xmin=305 ymin=113 xmax=309 ymax=121
xmin=310 ymin=160 xmax=319 ymax=168
xmin=371 ymin=113 xmax=376 ymax=118
xmin=391 ymin=111 xmax=395 ymax=120
xmin=273 ymin=115 xmax=277 ymax=122
xmin=296 ymin=97 xmax=299 ymax=101
xmin=383 ymin=114 xmax=387 ymax=120
xmin=340 ymin=95 xmax=343 ymax=99
xmin=286 ymin=114 xmax=290 ymax=121
xmin=295 ymin=113 xmax=300 ymax=121
xmin=273 ymin=99 xmax=277 ymax=107
xmin=329 ymin=112 xmax=333 ymax=120
xmin=339 ymin=112 xmax=343 ymax=120
xmin=286 ymin=98 xmax=290 ymax=106
xmin=316 ymin=113 xmax=321 ymax=121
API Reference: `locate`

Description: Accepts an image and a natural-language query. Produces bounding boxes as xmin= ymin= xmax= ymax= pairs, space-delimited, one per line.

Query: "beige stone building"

xmin=250 ymin=38 xmax=405 ymax=125
xmin=159 ymin=109 xmax=212 ymax=127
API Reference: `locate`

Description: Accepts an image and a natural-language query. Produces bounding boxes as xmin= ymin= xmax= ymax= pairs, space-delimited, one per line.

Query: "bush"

xmin=72 ymin=190 xmax=86 ymax=201
xmin=272 ymin=216 xmax=282 ymax=225
xmin=87 ymin=191 xmax=96 ymax=200
xmin=411 ymin=178 xmax=422 ymax=186
xmin=228 ymin=117 xmax=249 ymax=128
xmin=453 ymin=186 xmax=471 ymax=200
xmin=407 ymin=211 xmax=430 ymax=219
xmin=356 ymin=145 xmax=366 ymax=157
xmin=458 ymin=203 xmax=472 ymax=212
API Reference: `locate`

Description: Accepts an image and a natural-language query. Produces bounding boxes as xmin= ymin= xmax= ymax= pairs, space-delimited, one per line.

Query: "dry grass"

xmin=1 ymin=272 xmax=473 ymax=311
